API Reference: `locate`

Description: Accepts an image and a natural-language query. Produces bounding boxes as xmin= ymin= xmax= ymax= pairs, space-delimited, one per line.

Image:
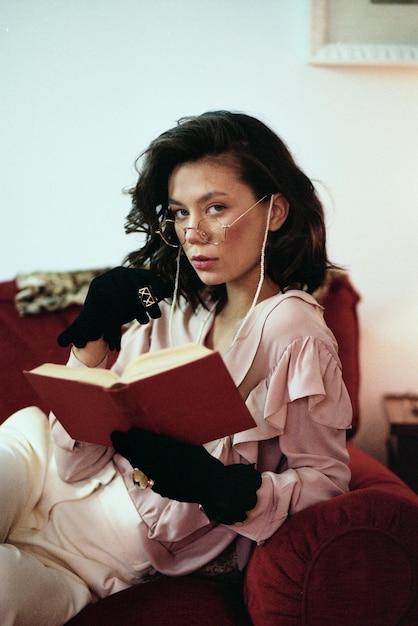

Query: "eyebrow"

xmin=168 ymin=191 xmax=229 ymax=206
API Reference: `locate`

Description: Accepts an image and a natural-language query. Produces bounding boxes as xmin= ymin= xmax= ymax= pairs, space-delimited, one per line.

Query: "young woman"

xmin=0 ymin=111 xmax=351 ymax=625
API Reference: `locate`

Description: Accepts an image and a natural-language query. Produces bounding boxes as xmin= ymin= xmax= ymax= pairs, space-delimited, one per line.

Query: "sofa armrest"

xmin=244 ymin=446 xmax=418 ymax=626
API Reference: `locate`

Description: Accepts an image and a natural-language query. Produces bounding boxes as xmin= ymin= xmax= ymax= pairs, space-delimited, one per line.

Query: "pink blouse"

xmin=50 ymin=291 xmax=351 ymax=574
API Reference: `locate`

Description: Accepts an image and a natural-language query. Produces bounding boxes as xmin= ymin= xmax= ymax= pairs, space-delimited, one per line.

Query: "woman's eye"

xmin=206 ymin=204 xmax=225 ymax=216
xmin=172 ymin=208 xmax=189 ymax=221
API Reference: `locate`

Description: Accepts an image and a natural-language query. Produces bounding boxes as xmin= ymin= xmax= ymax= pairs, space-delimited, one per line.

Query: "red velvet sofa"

xmin=1 ymin=273 xmax=417 ymax=626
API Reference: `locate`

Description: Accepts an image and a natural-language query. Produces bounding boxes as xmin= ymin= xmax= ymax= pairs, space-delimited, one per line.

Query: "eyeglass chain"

xmin=168 ymin=195 xmax=273 ymax=354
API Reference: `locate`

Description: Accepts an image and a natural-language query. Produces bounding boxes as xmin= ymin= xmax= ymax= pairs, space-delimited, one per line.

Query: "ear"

xmin=268 ymin=193 xmax=289 ymax=232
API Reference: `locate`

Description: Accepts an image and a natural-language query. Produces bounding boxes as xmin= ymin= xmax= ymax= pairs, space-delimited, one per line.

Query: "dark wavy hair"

xmin=125 ymin=110 xmax=335 ymax=310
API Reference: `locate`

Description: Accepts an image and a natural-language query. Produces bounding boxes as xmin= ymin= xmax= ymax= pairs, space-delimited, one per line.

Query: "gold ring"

xmin=132 ymin=468 xmax=154 ymax=489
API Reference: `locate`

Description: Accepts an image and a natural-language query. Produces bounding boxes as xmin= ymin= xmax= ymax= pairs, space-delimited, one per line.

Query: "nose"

xmin=184 ymin=224 xmax=206 ymax=245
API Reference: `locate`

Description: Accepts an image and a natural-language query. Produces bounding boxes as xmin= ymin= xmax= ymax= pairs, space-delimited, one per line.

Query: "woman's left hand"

xmin=111 ymin=427 xmax=262 ymax=525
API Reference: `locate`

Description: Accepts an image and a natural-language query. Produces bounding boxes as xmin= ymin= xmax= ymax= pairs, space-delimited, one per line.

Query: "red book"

xmin=24 ymin=343 xmax=255 ymax=446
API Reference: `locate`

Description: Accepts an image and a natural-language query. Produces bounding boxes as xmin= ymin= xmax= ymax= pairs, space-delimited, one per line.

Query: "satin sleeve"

xmin=227 ymin=336 xmax=352 ymax=544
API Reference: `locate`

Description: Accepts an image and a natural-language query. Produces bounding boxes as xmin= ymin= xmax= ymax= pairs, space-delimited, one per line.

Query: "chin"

xmin=194 ymin=271 xmax=224 ymax=286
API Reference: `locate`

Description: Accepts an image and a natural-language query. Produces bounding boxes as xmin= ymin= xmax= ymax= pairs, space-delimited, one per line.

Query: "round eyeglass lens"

xmin=197 ymin=217 xmax=224 ymax=244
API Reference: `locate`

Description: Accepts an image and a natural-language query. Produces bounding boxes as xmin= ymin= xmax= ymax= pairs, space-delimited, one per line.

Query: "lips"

xmin=191 ymin=255 xmax=217 ymax=270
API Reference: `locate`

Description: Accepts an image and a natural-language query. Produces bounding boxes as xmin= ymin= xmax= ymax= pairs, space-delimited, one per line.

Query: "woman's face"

xmin=167 ymin=159 xmax=280 ymax=291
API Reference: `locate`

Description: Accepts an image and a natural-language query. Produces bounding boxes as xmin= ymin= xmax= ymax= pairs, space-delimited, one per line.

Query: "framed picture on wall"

xmin=309 ymin=0 xmax=418 ymax=66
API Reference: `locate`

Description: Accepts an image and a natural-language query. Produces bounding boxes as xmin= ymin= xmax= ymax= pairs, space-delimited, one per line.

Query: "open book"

xmin=24 ymin=343 xmax=256 ymax=446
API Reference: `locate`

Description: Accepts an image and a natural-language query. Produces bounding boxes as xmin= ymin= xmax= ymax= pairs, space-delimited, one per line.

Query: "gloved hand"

xmin=111 ymin=427 xmax=262 ymax=525
xmin=57 ymin=267 xmax=172 ymax=350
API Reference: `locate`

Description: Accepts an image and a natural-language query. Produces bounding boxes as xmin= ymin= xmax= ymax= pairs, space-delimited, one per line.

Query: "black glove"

xmin=57 ymin=267 xmax=172 ymax=351
xmin=111 ymin=428 xmax=262 ymax=525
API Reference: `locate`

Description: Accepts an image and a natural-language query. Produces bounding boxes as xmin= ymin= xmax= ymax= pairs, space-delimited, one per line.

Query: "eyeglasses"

xmin=156 ymin=195 xmax=268 ymax=247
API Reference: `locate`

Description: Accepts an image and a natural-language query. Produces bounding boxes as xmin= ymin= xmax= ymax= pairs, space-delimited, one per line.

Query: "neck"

xmin=221 ymin=275 xmax=280 ymax=320
xmin=205 ymin=276 xmax=280 ymax=355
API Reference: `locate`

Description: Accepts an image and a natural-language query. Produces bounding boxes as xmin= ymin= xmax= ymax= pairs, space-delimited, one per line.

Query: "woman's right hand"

xmin=57 ymin=267 xmax=172 ymax=351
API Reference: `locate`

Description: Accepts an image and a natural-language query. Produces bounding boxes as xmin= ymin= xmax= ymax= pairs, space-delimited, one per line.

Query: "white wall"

xmin=2 ymin=0 xmax=418 ymax=463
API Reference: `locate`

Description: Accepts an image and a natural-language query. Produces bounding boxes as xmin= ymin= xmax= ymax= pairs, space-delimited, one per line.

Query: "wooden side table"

xmin=384 ymin=394 xmax=418 ymax=493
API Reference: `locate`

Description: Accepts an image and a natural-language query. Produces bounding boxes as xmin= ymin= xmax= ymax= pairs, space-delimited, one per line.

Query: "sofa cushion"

xmin=0 ymin=280 xmax=80 ymax=422
xmin=0 ymin=280 xmax=118 ymax=423
xmin=65 ymin=576 xmax=251 ymax=626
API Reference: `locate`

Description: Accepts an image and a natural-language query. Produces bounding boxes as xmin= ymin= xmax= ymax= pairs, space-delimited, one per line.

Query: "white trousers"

xmin=0 ymin=408 xmax=94 ymax=625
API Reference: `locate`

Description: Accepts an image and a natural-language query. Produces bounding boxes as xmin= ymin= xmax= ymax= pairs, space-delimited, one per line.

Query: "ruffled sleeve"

xmin=226 ymin=328 xmax=352 ymax=544
xmin=265 ymin=336 xmax=352 ymax=433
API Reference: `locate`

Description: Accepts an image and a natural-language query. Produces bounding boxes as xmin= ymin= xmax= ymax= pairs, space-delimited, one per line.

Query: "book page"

xmin=28 ymin=363 xmax=120 ymax=388
xmin=120 ymin=343 xmax=212 ymax=383
xmin=26 ymin=343 xmax=213 ymax=388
